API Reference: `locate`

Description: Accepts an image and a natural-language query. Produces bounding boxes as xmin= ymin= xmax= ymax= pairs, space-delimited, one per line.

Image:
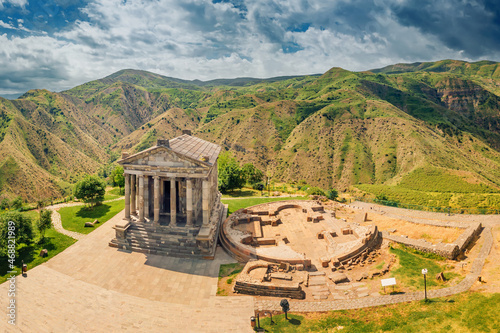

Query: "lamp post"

xmin=280 ymin=299 xmax=290 ymax=320
xmin=422 ymin=268 xmax=428 ymax=301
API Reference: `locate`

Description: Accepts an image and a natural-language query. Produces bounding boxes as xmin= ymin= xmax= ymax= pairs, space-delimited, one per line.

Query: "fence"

xmin=353 ymin=197 xmax=500 ymax=215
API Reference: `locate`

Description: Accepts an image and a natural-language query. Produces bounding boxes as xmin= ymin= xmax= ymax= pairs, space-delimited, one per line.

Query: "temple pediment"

xmin=119 ymin=146 xmax=208 ymax=170
xmin=118 ymin=134 xmax=221 ymax=171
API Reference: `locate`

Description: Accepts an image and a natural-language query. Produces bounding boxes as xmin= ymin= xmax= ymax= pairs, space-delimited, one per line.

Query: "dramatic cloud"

xmin=0 ymin=0 xmax=499 ymax=95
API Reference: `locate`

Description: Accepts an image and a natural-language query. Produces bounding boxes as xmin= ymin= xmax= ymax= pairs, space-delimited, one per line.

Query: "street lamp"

xmin=280 ymin=299 xmax=290 ymax=320
xmin=422 ymin=268 xmax=428 ymax=301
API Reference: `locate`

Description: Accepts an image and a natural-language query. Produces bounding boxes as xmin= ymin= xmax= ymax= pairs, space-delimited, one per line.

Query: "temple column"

xmin=138 ymin=175 xmax=144 ymax=222
xmin=124 ymin=173 xmax=130 ymax=220
xmin=144 ymin=176 xmax=149 ymax=219
xmin=202 ymin=179 xmax=209 ymax=226
xmin=130 ymin=174 xmax=136 ymax=215
xmin=170 ymin=178 xmax=177 ymax=226
xmin=154 ymin=176 xmax=160 ymax=225
xmin=186 ymin=178 xmax=193 ymax=227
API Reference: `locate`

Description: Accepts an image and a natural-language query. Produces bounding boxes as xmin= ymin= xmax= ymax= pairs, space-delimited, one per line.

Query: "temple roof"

xmin=118 ymin=134 xmax=222 ymax=167
xmin=168 ymin=134 xmax=221 ymax=166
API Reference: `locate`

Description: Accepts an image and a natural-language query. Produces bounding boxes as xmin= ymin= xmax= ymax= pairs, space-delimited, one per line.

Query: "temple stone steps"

xmin=109 ymin=223 xmax=204 ymax=258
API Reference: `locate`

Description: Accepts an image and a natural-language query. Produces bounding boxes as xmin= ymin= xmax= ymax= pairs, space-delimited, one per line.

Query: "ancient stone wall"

xmin=381 ymin=222 xmax=482 ymax=259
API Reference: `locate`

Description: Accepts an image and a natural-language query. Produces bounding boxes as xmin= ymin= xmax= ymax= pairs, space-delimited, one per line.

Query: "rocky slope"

xmin=1 ymin=60 xmax=500 ymax=202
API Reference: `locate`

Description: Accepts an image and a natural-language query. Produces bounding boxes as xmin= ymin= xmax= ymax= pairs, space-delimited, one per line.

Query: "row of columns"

xmin=124 ymin=173 xmax=205 ymax=227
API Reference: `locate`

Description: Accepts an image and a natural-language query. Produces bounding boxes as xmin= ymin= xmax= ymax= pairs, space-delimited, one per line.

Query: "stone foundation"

xmin=382 ymin=222 xmax=482 ymax=259
xmin=233 ymin=260 xmax=306 ymax=299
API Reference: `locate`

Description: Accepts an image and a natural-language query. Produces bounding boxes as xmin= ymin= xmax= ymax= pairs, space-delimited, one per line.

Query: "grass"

xmin=389 ymin=245 xmax=460 ymax=290
xmin=254 ymin=292 xmax=500 ymax=332
xmin=355 ymin=184 xmax=500 ymax=211
xmin=222 ymin=197 xmax=308 ymax=215
xmin=217 ymin=263 xmax=245 ymax=296
xmin=59 ymin=199 xmax=124 ymax=234
xmin=104 ymin=187 xmax=123 ymax=201
xmin=0 ymin=210 xmax=76 ymax=284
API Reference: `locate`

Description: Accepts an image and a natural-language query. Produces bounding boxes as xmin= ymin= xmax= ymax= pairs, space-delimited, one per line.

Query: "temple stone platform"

xmin=109 ymin=131 xmax=226 ymax=259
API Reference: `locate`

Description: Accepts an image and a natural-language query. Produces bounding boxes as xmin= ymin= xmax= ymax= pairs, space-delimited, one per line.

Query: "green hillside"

xmin=1 ymin=60 xmax=500 ymax=209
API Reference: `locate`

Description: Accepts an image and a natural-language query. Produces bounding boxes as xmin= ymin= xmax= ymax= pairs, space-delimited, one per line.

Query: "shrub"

xmin=10 ymin=196 xmax=23 ymax=210
xmin=307 ymin=187 xmax=326 ymax=196
xmin=326 ymin=189 xmax=338 ymax=200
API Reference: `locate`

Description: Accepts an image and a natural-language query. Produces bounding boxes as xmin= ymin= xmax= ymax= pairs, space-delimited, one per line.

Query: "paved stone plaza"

xmin=1 ymin=201 xmax=498 ymax=332
xmin=0 ymin=211 xmax=254 ymax=333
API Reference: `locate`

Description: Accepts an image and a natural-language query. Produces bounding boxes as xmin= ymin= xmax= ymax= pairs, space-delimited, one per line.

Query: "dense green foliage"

xmin=74 ymin=175 xmax=106 ymax=207
xmin=217 ymin=152 xmax=245 ymax=193
xmin=0 ymin=210 xmax=75 ymax=284
xmin=241 ymin=163 xmax=264 ymax=185
xmin=36 ymin=209 xmax=52 ymax=240
xmin=0 ymin=211 xmax=33 ymax=256
xmin=110 ymin=165 xmax=125 ymax=193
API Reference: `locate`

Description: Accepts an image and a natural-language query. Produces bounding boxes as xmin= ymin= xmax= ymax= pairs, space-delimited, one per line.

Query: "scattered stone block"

xmin=320 ymin=257 xmax=330 ymax=268
xmin=436 ymin=272 xmax=446 ymax=282
xmin=353 ymin=212 xmax=368 ymax=223
xmin=341 ymin=227 xmax=353 ymax=235
xmin=329 ymin=272 xmax=349 ymax=284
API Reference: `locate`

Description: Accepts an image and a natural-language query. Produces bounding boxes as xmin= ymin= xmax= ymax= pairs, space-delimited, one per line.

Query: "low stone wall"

xmin=233 ymin=260 xmax=306 ymax=299
xmin=382 ymin=222 xmax=482 ymax=260
xmin=382 ymin=232 xmax=459 ymax=259
xmin=454 ymin=222 xmax=482 ymax=252
xmin=234 ymin=281 xmax=305 ymax=299
xmin=336 ymin=225 xmax=381 ymax=264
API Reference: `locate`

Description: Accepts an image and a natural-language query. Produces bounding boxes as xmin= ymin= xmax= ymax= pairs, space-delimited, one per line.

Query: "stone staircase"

xmin=109 ymin=222 xmax=203 ymax=258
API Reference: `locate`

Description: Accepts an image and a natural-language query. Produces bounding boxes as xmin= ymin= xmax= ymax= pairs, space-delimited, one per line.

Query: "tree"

xmin=217 ymin=151 xmax=244 ymax=193
xmin=111 ymin=166 xmax=125 ymax=194
xmin=241 ymin=163 xmax=264 ymax=185
xmin=0 ymin=198 xmax=9 ymax=210
xmin=74 ymin=175 xmax=106 ymax=207
xmin=307 ymin=187 xmax=326 ymax=196
xmin=37 ymin=209 xmax=52 ymax=241
xmin=326 ymin=189 xmax=338 ymax=201
xmin=0 ymin=211 xmax=33 ymax=257
xmin=10 ymin=196 xmax=23 ymax=210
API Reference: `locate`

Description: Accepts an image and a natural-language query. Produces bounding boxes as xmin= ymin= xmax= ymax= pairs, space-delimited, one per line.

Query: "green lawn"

xmin=388 ymin=245 xmax=461 ymax=291
xmin=255 ymin=292 xmax=500 ymax=332
xmin=222 ymin=197 xmax=308 ymax=215
xmin=0 ymin=210 xmax=76 ymax=284
xmin=59 ymin=199 xmax=124 ymax=234
xmin=104 ymin=187 xmax=123 ymax=201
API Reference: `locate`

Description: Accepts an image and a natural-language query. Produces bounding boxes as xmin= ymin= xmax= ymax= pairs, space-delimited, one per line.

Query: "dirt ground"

xmin=334 ymin=206 xmax=463 ymax=244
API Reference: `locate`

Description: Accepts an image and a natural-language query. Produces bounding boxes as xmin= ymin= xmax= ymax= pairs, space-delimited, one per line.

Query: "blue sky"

xmin=1 ymin=0 xmax=500 ymax=96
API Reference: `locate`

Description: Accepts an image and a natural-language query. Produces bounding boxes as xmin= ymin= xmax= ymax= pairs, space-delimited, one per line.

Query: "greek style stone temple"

xmin=109 ymin=131 xmax=227 ymax=259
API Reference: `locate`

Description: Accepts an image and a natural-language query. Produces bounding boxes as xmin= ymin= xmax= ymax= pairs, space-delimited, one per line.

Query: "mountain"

xmin=1 ymin=61 xmax=500 ymax=207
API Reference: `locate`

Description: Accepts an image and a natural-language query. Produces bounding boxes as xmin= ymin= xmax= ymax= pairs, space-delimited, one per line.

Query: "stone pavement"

xmin=0 ymin=210 xmax=254 ymax=333
xmin=0 ymin=201 xmax=495 ymax=331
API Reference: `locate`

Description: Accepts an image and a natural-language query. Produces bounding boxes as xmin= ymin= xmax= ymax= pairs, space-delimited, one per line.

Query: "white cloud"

xmin=0 ymin=0 xmax=497 ymax=94
xmin=0 ymin=0 xmax=28 ymax=9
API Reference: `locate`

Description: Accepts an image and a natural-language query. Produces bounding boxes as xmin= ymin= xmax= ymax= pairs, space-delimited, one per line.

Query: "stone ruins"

xmin=220 ymin=200 xmax=383 ymax=299
xmin=109 ymin=131 xmax=226 ymax=259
